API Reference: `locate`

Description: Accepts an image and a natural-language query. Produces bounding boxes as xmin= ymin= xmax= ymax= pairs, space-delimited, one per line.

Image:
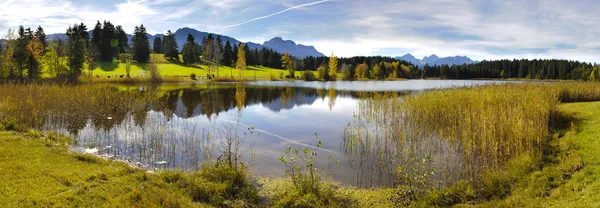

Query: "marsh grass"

xmin=343 ymin=82 xmax=600 ymax=202
xmin=0 ymin=84 xmax=154 ymax=131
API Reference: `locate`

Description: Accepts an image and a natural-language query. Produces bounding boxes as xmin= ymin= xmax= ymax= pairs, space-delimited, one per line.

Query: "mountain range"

xmin=395 ymin=53 xmax=478 ymax=67
xmin=43 ymin=27 xmax=325 ymax=58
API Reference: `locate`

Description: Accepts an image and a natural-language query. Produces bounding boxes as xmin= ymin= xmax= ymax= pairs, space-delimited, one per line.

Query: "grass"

xmin=0 ymin=131 xmax=208 ymax=207
xmin=3 ymin=82 xmax=600 ymax=207
xmin=461 ymin=101 xmax=600 ymax=207
xmin=343 ymin=82 xmax=600 ymax=206
xmin=0 ymin=130 xmax=397 ymax=207
xmin=80 ymin=54 xmax=311 ymax=81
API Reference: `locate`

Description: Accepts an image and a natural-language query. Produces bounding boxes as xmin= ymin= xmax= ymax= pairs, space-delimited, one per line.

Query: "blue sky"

xmin=1 ymin=0 xmax=599 ymax=62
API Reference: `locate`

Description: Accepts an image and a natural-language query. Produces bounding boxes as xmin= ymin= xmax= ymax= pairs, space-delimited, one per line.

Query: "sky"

xmin=1 ymin=0 xmax=599 ymax=62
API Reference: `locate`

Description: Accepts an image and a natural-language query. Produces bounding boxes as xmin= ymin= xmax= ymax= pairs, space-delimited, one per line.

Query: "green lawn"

xmin=83 ymin=54 xmax=308 ymax=79
xmin=463 ymin=101 xmax=600 ymax=207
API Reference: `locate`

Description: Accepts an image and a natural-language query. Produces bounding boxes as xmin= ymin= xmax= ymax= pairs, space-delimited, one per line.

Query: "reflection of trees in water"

xmin=150 ymin=85 xmax=394 ymax=120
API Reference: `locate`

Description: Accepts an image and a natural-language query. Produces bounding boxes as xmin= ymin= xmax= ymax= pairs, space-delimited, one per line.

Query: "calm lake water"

xmin=45 ymin=80 xmax=514 ymax=188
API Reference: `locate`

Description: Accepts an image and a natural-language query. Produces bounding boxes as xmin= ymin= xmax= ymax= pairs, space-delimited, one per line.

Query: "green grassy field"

xmin=0 ymin=131 xmax=393 ymax=207
xmin=82 ymin=54 xmax=307 ymax=79
xmin=462 ymin=101 xmax=600 ymax=207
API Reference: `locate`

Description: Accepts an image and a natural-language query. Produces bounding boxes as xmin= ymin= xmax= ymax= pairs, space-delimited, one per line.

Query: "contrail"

xmin=220 ymin=118 xmax=337 ymax=154
xmin=222 ymin=0 xmax=331 ymax=28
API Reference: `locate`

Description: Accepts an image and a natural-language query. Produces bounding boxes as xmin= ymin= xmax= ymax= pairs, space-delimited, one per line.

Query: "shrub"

xmin=190 ymin=73 xmax=197 ymax=80
xmin=302 ymin=71 xmax=317 ymax=81
xmin=279 ymin=72 xmax=284 ymax=79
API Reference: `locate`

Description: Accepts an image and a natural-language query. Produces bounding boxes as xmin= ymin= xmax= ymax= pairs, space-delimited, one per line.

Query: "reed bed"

xmin=0 ymin=84 xmax=153 ymax=131
xmin=343 ymin=82 xmax=600 ymax=188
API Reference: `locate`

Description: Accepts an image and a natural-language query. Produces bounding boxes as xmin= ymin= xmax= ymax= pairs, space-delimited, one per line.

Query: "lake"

xmin=44 ymin=80 xmax=514 ymax=188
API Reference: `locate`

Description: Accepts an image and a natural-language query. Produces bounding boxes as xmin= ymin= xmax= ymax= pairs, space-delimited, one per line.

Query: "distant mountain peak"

xmin=396 ymin=53 xmax=478 ymax=67
xmin=44 ymin=26 xmax=324 ymax=58
xmin=263 ymin=37 xmax=324 ymax=58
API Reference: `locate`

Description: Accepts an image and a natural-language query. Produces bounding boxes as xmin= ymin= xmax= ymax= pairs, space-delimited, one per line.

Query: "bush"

xmin=190 ymin=73 xmax=197 ymax=80
xmin=279 ymin=72 xmax=284 ymax=79
xmin=302 ymin=71 xmax=317 ymax=81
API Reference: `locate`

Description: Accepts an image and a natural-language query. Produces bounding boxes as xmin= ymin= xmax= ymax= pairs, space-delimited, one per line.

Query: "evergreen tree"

xmin=232 ymin=44 xmax=238 ymax=64
xmin=222 ymin=41 xmax=233 ymax=67
xmin=440 ymin=64 xmax=450 ymax=79
xmin=153 ymin=37 xmax=162 ymax=54
xmin=260 ymin=48 xmax=269 ymax=67
xmin=66 ymin=23 xmax=87 ymax=79
xmin=182 ymin=33 xmax=198 ymax=64
xmin=163 ymin=30 xmax=178 ymax=60
xmin=13 ymin=26 xmax=29 ymax=79
xmin=91 ymin=21 xmax=103 ymax=52
xmin=116 ymin=25 xmax=129 ymax=54
xmin=34 ymin=26 xmax=46 ymax=52
xmin=100 ymin=21 xmax=118 ymax=61
xmin=77 ymin=23 xmax=89 ymax=47
xmin=342 ymin=64 xmax=355 ymax=81
xmin=131 ymin=25 xmax=151 ymax=63
xmin=244 ymin=43 xmax=251 ymax=66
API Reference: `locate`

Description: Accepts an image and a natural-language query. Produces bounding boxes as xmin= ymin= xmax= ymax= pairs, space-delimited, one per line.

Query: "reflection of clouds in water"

xmin=46 ymin=81 xmax=514 ymax=186
xmin=252 ymin=106 xmax=290 ymax=120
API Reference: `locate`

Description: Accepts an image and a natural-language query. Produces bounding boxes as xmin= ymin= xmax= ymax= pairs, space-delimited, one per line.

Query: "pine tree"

xmin=13 ymin=26 xmax=32 ymax=80
xmin=232 ymin=44 xmax=238 ymax=64
xmin=91 ymin=21 xmax=103 ymax=52
xmin=222 ymin=41 xmax=233 ymax=67
xmin=153 ymin=37 xmax=162 ymax=54
xmin=34 ymin=26 xmax=46 ymax=52
xmin=182 ymin=33 xmax=198 ymax=64
xmin=100 ymin=21 xmax=118 ymax=61
xmin=132 ymin=25 xmax=151 ymax=63
xmin=244 ymin=43 xmax=251 ymax=66
xmin=116 ymin=25 xmax=128 ymax=53
xmin=163 ymin=30 xmax=178 ymax=60
xmin=66 ymin=23 xmax=87 ymax=79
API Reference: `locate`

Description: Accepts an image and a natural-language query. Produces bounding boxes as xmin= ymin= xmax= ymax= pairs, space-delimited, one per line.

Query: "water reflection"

xmin=42 ymin=80 xmax=511 ymax=188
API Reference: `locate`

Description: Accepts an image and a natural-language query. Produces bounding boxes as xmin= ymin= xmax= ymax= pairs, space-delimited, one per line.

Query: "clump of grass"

xmin=273 ymin=139 xmax=345 ymax=207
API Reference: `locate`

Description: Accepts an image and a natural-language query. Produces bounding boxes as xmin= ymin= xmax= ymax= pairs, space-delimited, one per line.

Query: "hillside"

xmin=82 ymin=54 xmax=304 ymax=79
xmin=45 ymin=27 xmax=325 ymax=58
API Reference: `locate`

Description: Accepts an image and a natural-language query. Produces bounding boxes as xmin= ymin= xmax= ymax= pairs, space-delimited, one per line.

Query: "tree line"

xmin=0 ymin=21 xmax=293 ymax=81
xmin=300 ymin=56 xmax=599 ymax=81
xmin=416 ymin=59 xmax=598 ymax=81
xmin=1 ymin=21 xmax=598 ymax=82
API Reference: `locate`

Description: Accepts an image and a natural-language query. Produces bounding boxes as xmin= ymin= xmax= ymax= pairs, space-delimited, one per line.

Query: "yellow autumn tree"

xmin=328 ymin=52 xmax=338 ymax=80
xmin=236 ymin=43 xmax=246 ymax=78
xmin=355 ymin=63 xmax=368 ymax=80
xmin=26 ymin=39 xmax=44 ymax=79
xmin=281 ymin=53 xmax=296 ymax=78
